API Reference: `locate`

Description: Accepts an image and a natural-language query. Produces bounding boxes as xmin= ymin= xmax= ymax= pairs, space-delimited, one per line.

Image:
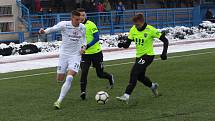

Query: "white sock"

xmin=151 ymin=83 xmax=156 ymax=89
xmin=124 ymin=93 xmax=130 ymax=99
xmin=57 ymin=75 xmax=73 ymax=103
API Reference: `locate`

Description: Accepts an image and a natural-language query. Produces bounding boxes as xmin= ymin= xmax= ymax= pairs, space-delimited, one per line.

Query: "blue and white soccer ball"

xmin=95 ymin=91 xmax=109 ymax=104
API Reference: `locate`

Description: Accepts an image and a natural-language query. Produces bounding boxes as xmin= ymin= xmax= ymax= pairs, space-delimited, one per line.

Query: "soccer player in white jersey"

xmin=39 ymin=10 xmax=87 ymax=109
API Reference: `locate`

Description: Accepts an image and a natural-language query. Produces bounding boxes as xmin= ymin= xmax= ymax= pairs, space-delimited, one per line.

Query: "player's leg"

xmin=80 ymin=54 xmax=91 ymax=100
xmin=93 ymin=52 xmax=114 ymax=89
xmin=56 ymin=70 xmax=77 ymax=103
xmin=54 ymin=56 xmax=69 ymax=109
xmin=137 ymin=55 xmax=159 ymax=96
xmin=58 ymin=56 xmax=81 ymax=101
xmin=54 ymin=56 xmax=80 ymax=109
xmin=137 ymin=55 xmax=153 ymax=87
xmin=56 ymin=57 xmax=68 ymax=83
xmin=138 ymin=75 xmax=159 ymax=96
xmin=57 ymin=74 xmax=65 ymax=83
xmin=116 ymin=62 xmax=140 ymax=103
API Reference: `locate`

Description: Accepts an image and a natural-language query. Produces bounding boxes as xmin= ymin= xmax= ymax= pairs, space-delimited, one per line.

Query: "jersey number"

xmin=134 ymin=38 xmax=144 ymax=46
xmin=74 ymin=63 xmax=80 ymax=69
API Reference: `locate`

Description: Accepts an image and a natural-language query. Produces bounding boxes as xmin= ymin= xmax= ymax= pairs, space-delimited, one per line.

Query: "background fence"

xmin=14 ymin=1 xmax=202 ymax=42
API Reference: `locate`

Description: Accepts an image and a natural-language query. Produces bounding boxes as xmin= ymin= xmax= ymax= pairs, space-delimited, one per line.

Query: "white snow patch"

xmin=0 ymin=40 xmax=215 ymax=73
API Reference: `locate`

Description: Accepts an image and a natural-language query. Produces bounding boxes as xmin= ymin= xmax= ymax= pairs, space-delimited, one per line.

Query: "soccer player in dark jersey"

xmin=116 ymin=13 xmax=169 ymax=103
xmin=77 ymin=8 xmax=114 ymax=100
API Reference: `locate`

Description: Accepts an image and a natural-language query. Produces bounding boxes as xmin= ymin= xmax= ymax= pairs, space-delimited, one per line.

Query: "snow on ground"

xmin=1 ymin=21 xmax=215 ymax=73
xmin=1 ymin=21 xmax=215 ymax=55
xmin=1 ymin=39 xmax=215 ymax=73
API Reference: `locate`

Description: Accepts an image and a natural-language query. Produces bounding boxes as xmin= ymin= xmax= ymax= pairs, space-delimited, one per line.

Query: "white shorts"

xmin=57 ymin=55 xmax=81 ymax=74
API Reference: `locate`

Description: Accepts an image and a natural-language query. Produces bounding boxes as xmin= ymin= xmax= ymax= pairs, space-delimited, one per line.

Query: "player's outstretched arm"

xmin=39 ymin=22 xmax=64 ymax=35
xmin=117 ymin=38 xmax=132 ymax=49
xmin=159 ymin=33 xmax=169 ymax=60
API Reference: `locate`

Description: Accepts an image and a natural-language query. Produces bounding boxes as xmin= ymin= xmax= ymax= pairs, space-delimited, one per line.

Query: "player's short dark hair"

xmin=77 ymin=8 xmax=86 ymax=12
xmin=132 ymin=13 xmax=144 ymax=23
xmin=71 ymin=10 xmax=81 ymax=17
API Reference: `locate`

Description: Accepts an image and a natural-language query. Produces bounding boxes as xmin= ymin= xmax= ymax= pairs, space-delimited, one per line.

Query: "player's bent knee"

xmin=57 ymin=74 xmax=65 ymax=81
xmin=96 ymin=69 xmax=105 ymax=78
xmin=67 ymin=70 xmax=77 ymax=76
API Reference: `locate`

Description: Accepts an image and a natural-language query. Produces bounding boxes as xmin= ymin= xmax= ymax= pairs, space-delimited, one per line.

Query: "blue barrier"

xmin=0 ymin=32 xmax=25 ymax=43
xmin=27 ymin=7 xmax=200 ymax=36
xmin=16 ymin=0 xmax=31 ymax=32
xmin=14 ymin=0 xmax=202 ymax=41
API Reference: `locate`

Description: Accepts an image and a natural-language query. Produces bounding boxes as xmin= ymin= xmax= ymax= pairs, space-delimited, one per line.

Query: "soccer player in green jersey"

xmin=77 ymin=8 xmax=114 ymax=100
xmin=116 ymin=13 xmax=169 ymax=103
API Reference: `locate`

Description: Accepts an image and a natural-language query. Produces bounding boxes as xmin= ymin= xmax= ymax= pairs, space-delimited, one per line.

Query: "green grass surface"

xmin=0 ymin=48 xmax=215 ymax=121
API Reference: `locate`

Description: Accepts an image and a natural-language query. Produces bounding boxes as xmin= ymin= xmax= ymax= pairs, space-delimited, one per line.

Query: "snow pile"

xmin=199 ymin=21 xmax=215 ymax=29
xmin=101 ymin=21 xmax=215 ymax=44
xmin=0 ymin=42 xmax=60 ymax=56
xmin=100 ymin=34 xmax=119 ymax=48
xmin=1 ymin=21 xmax=215 ymax=56
xmin=34 ymin=41 xmax=61 ymax=53
xmin=0 ymin=43 xmax=9 ymax=49
xmin=161 ymin=21 xmax=215 ymax=40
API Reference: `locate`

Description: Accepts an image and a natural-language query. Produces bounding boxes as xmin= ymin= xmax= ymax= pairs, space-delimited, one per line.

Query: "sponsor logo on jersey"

xmin=144 ymin=33 xmax=148 ymax=38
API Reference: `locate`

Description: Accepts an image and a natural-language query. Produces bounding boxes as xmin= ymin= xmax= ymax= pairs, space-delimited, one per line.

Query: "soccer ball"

xmin=95 ymin=91 xmax=109 ymax=104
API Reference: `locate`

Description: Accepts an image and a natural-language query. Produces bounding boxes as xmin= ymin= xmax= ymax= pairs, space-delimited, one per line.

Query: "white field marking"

xmin=0 ymin=72 xmax=56 ymax=81
xmin=105 ymin=51 xmax=215 ymax=67
xmin=0 ymin=51 xmax=214 ymax=81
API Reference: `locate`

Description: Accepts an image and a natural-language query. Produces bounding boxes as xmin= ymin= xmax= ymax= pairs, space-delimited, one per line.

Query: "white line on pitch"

xmin=0 ymin=51 xmax=214 ymax=81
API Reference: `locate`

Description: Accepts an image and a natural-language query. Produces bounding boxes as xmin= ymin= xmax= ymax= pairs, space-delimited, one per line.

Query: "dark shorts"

xmin=131 ymin=55 xmax=155 ymax=76
xmin=81 ymin=51 xmax=103 ymax=68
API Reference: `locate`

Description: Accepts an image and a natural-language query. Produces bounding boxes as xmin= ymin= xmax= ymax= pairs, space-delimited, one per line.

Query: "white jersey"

xmin=45 ymin=21 xmax=86 ymax=56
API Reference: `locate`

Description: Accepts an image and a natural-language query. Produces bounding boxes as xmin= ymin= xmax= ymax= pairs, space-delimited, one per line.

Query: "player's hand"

xmin=39 ymin=28 xmax=45 ymax=34
xmin=118 ymin=43 xmax=124 ymax=48
xmin=160 ymin=54 xmax=167 ymax=60
xmin=80 ymin=48 xmax=86 ymax=55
